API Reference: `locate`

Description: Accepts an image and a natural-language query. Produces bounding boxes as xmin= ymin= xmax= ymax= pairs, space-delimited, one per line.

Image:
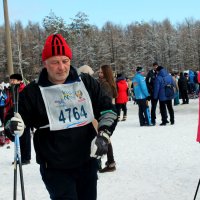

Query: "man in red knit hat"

xmin=5 ymin=34 xmax=117 ymax=200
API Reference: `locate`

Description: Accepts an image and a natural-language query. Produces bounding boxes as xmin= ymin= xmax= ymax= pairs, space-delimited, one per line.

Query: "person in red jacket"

xmin=115 ymin=73 xmax=129 ymax=121
xmin=5 ymin=74 xmax=25 ymax=116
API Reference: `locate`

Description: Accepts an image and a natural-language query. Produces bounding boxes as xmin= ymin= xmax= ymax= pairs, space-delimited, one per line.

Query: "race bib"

xmin=39 ymin=80 xmax=94 ymax=131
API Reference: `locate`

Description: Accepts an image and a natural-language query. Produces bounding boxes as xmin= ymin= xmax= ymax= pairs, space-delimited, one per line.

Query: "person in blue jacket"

xmin=0 ymin=84 xmax=7 ymax=127
xmin=154 ymin=66 xmax=175 ymax=125
xmin=132 ymin=67 xmax=152 ymax=126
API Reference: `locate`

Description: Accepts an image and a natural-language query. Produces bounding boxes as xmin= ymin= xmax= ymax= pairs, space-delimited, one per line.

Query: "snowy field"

xmin=0 ymin=99 xmax=200 ymax=200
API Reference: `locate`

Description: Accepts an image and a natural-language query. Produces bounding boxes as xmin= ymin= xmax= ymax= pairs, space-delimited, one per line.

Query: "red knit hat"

xmin=42 ymin=34 xmax=72 ymax=61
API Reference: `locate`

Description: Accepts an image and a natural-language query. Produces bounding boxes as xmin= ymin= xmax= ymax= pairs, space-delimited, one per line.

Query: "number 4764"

xmin=59 ymin=105 xmax=87 ymax=123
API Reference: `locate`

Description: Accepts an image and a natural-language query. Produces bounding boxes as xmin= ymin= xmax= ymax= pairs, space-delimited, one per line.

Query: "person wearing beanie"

xmin=178 ymin=72 xmax=189 ymax=104
xmin=154 ymin=66 xmax=176 ymax=125
xmin=5 ymin=74 xmax=32 ymax=165
xmin=5 ymin=34 xmax=117 ymax=200
xmin=132 ymin=67 xmax=152 ymax=126
xmin=5 ymin=73 xmax=25 ymax=118
xmin=115 ymin=73 xmax=128 ymax=122
xmin=145 ymin=62 xmax=159 ymax=125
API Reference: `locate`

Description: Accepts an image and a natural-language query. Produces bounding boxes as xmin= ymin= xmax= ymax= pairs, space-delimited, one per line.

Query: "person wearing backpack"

xmin=154 ymin=66 xmax=176 ymax=126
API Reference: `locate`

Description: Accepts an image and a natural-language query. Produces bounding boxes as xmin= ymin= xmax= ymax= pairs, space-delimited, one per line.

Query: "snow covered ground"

xmin=0 ymin=99 xmax=200 ymax=200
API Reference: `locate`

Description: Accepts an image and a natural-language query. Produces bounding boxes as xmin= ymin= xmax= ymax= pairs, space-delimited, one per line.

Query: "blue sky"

xmin=1 ymin=0 xmax=200 ymax=28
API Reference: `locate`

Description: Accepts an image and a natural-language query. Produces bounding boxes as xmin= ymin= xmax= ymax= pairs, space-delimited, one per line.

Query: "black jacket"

xmin=5 ymin=67 xmax=116 ymax=169
xmin=178 ymin=73 xmax=188 ymax=92
xmin=146 ymin=69 xmax=157 ymax=97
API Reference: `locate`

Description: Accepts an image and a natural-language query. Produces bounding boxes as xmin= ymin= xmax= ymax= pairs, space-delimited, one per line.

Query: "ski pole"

xmin=12 ymin=84 xmax=25 ymax=200
xmin=193 ymin=179 xmax=200 ymax=200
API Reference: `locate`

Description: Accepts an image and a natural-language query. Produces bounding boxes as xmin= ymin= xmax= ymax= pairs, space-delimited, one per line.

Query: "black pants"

xmin=106 ymin=142 xmax=115 ymax=164
xmin=150 ymin=98 xmax=158 ymax=124
xmin=104 ymin=117 xmax=118 ymax=166
xmin=137 ymin=99 xmax=151 ymax=125
xmin=180 ymin=90 xmax=189 ymax=104
xmin=20 ymin=127 xmax=31 ymax=161
xmin=159 ymin=100 xmax=174 ymax=123
xmin=40 ymin=159 xmax=98 ymax=200
xmin=0 ymin=106 xmax=5 ymax=126
xmin=115 ymin=103 xmax=127 ymax=117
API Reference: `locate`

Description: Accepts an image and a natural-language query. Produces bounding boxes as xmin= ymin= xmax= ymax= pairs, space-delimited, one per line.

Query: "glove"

xmin=7 ymin=113 xmax=25 ymax=137
xmin=90 ymin=130 xmax=110 ymax=159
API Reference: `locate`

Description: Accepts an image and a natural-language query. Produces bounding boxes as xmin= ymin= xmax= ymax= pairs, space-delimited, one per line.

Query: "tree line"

xmin=0 ymin=11 xmax=200 ymax=81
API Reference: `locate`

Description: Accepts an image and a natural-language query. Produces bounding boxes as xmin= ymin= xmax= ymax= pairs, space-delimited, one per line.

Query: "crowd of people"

xmin=0 ymin=33 xmax=199 ymax=200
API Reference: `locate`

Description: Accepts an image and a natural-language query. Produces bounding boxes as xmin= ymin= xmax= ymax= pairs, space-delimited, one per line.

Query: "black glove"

xmin=90 ymin=130 xmax=110 ymax=159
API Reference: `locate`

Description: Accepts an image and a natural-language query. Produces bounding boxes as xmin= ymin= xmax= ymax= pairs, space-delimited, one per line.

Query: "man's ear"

xmin=43 ymin=61 xmax=47 ymax=68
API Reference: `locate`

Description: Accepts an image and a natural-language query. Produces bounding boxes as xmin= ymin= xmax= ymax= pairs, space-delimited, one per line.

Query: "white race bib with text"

xmin=39 ymin=80 xmax=94 ymax=131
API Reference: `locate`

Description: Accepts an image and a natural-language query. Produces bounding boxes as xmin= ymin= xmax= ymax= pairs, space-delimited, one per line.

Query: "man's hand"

xmin=7 ymin=113 xmax=25 ymax=137
xmin=90 ymin=130 xmax=110 ymax=159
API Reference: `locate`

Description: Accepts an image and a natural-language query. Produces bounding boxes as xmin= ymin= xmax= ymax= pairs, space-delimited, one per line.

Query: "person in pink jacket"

xmin=196 ymin=86 xmax=200 ymax=142
xmin=196 ymin=71 xmax=200 ymax=142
